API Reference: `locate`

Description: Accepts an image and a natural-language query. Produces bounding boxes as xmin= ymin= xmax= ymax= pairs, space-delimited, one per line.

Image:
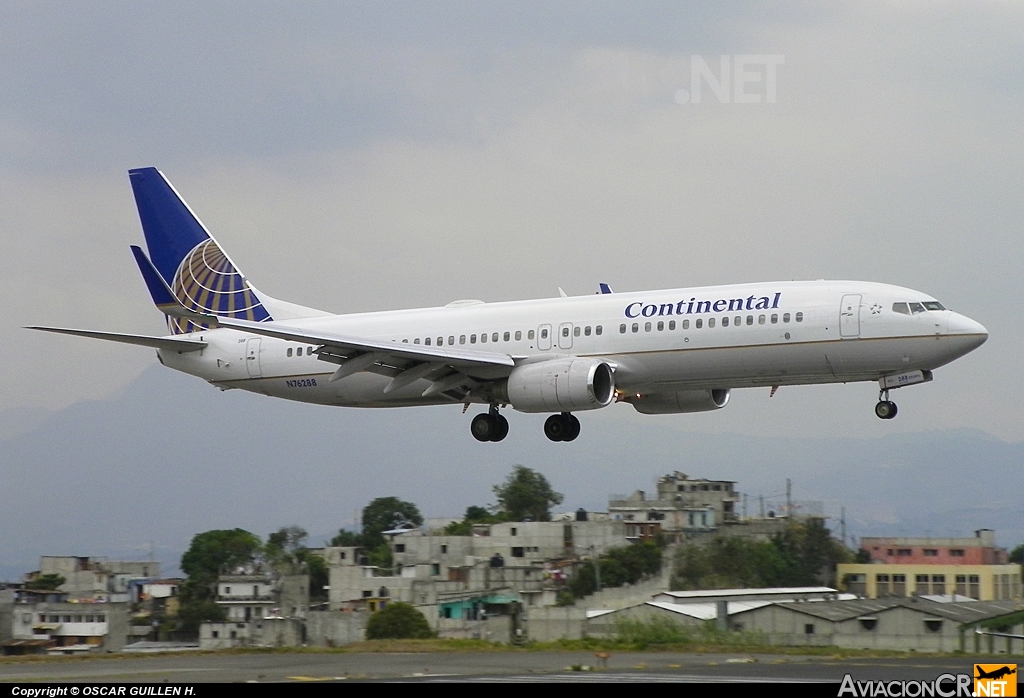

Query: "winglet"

xmin=598 ymin=283 xmax=614 ymax=294
xmin=131 ymin=245 xmax=177 ymax=311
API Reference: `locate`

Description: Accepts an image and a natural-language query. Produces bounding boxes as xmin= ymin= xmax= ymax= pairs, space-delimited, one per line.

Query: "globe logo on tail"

xmin=169 ymin=239 xmax=270 ymax=334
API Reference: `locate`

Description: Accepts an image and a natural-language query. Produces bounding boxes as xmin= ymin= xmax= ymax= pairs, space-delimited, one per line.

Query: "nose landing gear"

xmin=471 ymin=405 xmax=509 ymax=442
xmin=875 ymin=389 xmax=898 ymax=420
xmin=544 ymin=412 xmax=581 ymax=442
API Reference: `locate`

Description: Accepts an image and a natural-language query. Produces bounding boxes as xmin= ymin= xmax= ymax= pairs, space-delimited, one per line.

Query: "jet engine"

xmin=502 ymin=358 xmax=615 ymax=413
xmin=629 ymin=389 xmax=730 ymax=414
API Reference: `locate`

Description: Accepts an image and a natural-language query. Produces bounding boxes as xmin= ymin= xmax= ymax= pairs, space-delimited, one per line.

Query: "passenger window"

xmin=747 ymin=315 xmax=753 ymax=325
xmin=892 ymin=303 xmax=910 ymax=315
xmin=645 ymin=322 xmax=652 ymax=332
xmin=682 ymin=319 xmax=689 ymax=329
xmin=541 ymin=329 xmax=548 ymax=339
xmin=562 ymin=327 xmax=569 ymax=337
xmin=783 ymin=313 xmax=791 ymax=323
xmin=504 ymin=332 xmax=511 ymax=341
xmin=657 ymin=321 xmax=664 ymax=331
xmin=695 ymin=319 xmax=703 ymax=329
xmin=308 ymin=347 xmax=314 ymax=354
xmin=722 ymin=317 xmax=729 ymax=327
xmin=632 ymin=323 xmax=639 ymax=333
xmin=528 ymin=330 xmax=535 ymax=340
xmin=574 ymin=326 xmax=580 ymax=337
xmin=448 ymin=336 xmax=454 ymax=345
xmin=515 ymin=331 xmax=522 ymax=341
xmin=480 ymin=333 xmax=486 ymax=343
xmin=459 ymin=335 xmax=466 ymax=344
xmin=492 ymin=333 xmax=499 ymax=342
xmin=287 ymin=348 xmax=293 ymax=357
xmin=595 ymin=325 xmax=602 ymax=335
xmin=414 ymin=338 xmax=420 ymax=344
xmin=795 ymin=312 xmax=803 ymax=322
xmin=296 ymin=347 xmax=303 ymax=356
xmin=402 ymin=339 xmax=409 ymax=343
xmin=425 ymin=337 xmax=431 ymax=346
xmin=759 ymin=315 xmax=765 ymax=324
xmin=669 ymin=320 xmax=676 ymax=330
xmin=584 ymin=326 xmax=591 ymax=336
xmin=708 ymin=318 xmax=716 ymax=328
xmin=771 ymin=314 xmax=778 ymax=324
xmin=909 ymin=302 xmax=926 ymax=314
xmin=470 ymin=334 xmax=477 ymax=343
xmin=620 ymin=324 xmax=627 ymax=334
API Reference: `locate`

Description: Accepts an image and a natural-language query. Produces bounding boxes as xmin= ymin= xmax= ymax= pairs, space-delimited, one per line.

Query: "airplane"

xmin=28 ymin=167 xmax=988 ymax=443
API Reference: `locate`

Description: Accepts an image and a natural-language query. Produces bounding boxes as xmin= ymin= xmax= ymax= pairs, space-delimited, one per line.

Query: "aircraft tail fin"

xmin=128 ymin=168 xmax=328 ymax=334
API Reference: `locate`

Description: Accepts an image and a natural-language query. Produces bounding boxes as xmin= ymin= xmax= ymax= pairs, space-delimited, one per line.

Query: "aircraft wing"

xmin=210 ymin=316 xmax=517 ymax=372
xmin=26 ymin=326 xmax=207 ymax=353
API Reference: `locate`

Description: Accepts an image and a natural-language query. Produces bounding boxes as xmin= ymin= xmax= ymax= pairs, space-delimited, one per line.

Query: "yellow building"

xmin=837 ymin=564 xmax=1022 ymax=601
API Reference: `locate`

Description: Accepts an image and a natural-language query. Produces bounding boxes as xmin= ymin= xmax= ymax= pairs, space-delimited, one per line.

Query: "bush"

xmin=365 ymin=602 xmax=435 ymax=640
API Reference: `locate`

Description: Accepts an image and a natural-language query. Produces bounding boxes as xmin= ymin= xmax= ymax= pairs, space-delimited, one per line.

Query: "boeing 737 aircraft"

xmin=30 ymin=168 xmax=988 ymax=442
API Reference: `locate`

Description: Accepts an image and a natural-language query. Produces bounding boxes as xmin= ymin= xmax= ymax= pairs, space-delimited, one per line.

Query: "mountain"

xmin=1 ymin=366 xmax=1020 ymax=581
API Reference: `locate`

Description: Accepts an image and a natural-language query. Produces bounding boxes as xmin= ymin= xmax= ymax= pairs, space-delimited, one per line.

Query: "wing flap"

xmin=26 ymin=326 xmax=207 ymax=353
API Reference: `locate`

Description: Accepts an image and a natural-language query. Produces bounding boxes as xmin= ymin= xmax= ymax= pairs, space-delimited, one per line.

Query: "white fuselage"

xmin=157 ymin=280 xmax=987 ymax=409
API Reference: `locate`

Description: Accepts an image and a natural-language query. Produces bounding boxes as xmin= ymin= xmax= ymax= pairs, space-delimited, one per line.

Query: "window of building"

xmin=859 ymin=618 xmax=878 ymax=631
xmin=924 ymin=619 xmax=943 ymax=633
xmin=950 ymin=549 xmax=964 ymax=557
xmin=395 ymin=544 xmax=405 ymax=553
xmin=924 ymin=549 xmax=938 ymax=556
xmin=431 ymin=563 xmax=440 ymax=576
xmin=440 ymin=544 xmax=448 ymax=554
xmin=510 ymin=527 xmax=517 ymax=536
xmin=511 ymin=547 xmax=525 ymax=558
xmin=805 ymin=624 xmax=815 ymax=635
xmin=362 ymin=590 xmax=372 ymax=598
xmin=712 ymin=484 xmax=721 ymax=491
xmin=897 ymin=549 xmax=912 ymax=556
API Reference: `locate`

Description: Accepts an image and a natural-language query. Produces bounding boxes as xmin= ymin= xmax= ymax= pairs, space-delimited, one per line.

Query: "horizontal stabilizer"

xmin=25 ymin=327 xmax=207 ymax=353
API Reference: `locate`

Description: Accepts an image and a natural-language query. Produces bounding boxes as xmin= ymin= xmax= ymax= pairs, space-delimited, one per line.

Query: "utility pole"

xmin=759 ymin=495 xmax=765 ymax=519
xmin=840 ymin=507 xmax=847 ymax=548
xmin=786 ymin=478 xmax=792 ymax=518
xmin=743 ymin=493 xmax=748 ymax=520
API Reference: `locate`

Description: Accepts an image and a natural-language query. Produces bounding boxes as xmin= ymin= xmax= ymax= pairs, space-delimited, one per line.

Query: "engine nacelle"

xmin=629 ymin=389 xmax=730 ymax=415
xmin=504 ymin=358 xmax=615 ymax=413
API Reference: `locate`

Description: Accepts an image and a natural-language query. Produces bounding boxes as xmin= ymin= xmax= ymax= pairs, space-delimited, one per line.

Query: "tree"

xmin=1009 ymin=544 xmax=1024 ymax=565
xmin=443 ymin=505 xmax=502 ymax=535
xmin=360 ymin=497 xmax=423 ymax=550
xmin=492 ymin=465 xmax=563 ymax=522
xmin=365 ymin=602 xmax=434 ymax=640
xmin=180 ymin=528 xmax=262 ymax=603
xmin=265 ymin=526 xmax=309 ymax=574
xmin=25 ymin=574 xmax=65 ymax=591
xmin=330 ymin=529 xmax=361 ymax=547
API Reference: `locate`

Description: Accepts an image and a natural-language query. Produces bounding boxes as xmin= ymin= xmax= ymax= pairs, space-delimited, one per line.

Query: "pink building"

xmin=860 ymin=529 xmax=1008 ymax=566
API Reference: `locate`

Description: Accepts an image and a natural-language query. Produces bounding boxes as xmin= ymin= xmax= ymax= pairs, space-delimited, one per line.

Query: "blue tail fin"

xmin=128 ymin=167 xmax=272 ymax=334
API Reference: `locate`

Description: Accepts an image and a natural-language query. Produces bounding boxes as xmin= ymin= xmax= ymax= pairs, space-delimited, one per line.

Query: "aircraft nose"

xmin=947 ymin=312 xmax=988 ymax=344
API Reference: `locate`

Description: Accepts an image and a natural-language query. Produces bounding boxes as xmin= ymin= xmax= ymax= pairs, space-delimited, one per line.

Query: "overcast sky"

xmin=3 ymin=1 xmax=1022 ymax=443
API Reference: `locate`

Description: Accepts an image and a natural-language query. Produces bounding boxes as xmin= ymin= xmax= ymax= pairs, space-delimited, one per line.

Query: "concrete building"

xmin=608 ymin=471 xmax=737 ymax=536
xmin=859 ymin=529 xmax=1009 ymax=565
xmin=838 ymin=564 xmax=1022 ymax=601
xmin=0 ymin=588 xmax=131 ymax=654
xmin=27 ymin=557 xmax=159 ymax=602
xmin=215 ymin=574 xmax=309 ymax=622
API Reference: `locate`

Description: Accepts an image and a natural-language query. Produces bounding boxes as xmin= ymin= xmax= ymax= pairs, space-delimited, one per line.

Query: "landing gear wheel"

xmin=491 ymin=414 xmax=509 ymax=442
xmin=544 ymin=414 xmax=567 ymax=441
xmin=544 ymin=413 xmax=579 ymax=442
xmin=471 ymin=413 xmax=496 ymax=441
xmin=874 ymin=400 xmax=898 ymax=420
xmin=563 ymin=414 xmax=581 ymax=442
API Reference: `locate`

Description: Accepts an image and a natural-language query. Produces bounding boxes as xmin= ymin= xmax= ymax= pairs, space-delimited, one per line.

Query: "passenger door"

xmin=840 ymin=294 xmax=862 ymax=338
xmin=245 ymin=337 xmax=263 ymax=377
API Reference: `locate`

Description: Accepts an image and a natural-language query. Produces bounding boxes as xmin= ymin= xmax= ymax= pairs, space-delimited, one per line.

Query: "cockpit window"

xmin=892 ymin=303 xmax=910 ymax=315
xmin=922 ymin=301 xmax=945 ymax=311
xmin=909 ymin=302 xmax=926 ymax=314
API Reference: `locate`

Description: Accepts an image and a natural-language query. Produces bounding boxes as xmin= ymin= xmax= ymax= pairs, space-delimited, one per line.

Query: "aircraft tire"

xmin=491 ymin=414 xmax=509 ymax=442
xmin=563 ymin=414 xmax=581 ymax=442
xmin=544 ymin=414 xmax=566 ymax=441
xmin=874 ymin=401 xmax=898 ymax=420
xmin=471 ymin=413 xmax=496 ymax=441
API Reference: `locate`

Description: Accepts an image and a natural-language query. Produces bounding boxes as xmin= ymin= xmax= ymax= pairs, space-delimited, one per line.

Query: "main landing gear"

xmin=875 ymin=389 xmax=898 ymax=420
xmin=544 ymin=412 xmax=581 ymax=442
xmin=471 ymin=406 xmax=509 ymax=442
